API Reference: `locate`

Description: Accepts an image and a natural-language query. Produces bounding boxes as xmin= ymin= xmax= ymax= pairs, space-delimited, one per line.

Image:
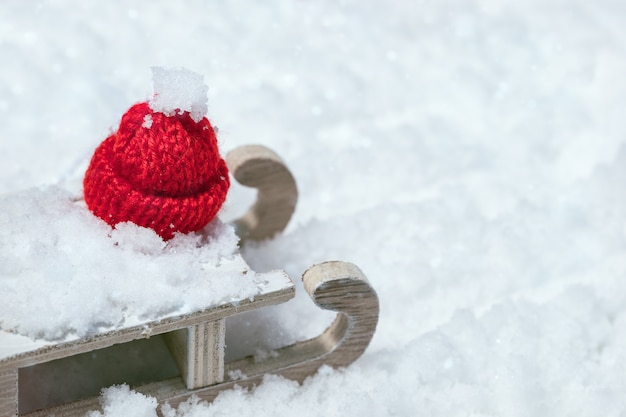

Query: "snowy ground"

xmin=2 ymin=0 xmax=626 ymax=416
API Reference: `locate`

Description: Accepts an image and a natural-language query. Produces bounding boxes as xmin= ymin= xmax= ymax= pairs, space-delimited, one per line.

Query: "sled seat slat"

xmin=0 ymin=269 xmax=294 ymax=417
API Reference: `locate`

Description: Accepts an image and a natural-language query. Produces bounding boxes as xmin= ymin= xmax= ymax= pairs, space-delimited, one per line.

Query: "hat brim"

xmin=83 ymin=135 xmax=230 ymax=240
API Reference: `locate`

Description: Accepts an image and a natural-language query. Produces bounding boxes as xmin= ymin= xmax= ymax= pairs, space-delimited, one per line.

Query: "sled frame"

xmin=0 ymin=145 xmax=379 ymax=417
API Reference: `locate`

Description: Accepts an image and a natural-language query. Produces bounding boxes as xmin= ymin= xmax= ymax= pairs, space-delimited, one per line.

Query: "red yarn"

xmin=83 ymin=102 xmax=230 ymax=240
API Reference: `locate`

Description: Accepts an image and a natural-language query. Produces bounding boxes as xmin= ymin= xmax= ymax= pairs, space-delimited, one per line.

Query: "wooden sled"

xmin=0 ymin=145 xmax=379 ymax=417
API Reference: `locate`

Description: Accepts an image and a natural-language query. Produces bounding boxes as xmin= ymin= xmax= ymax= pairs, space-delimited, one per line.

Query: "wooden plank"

xmin=0 ymin=367 xmax=17 ymax=417
xmin=0 ymin=271 xmax=293 ymax=369
xmin=165 ymin=320 xmax=225 ymax=389
xmin=190 ymin=320 xmax=225 ymax=388
xmin=22 ymin=396 xmax=101 ymax=417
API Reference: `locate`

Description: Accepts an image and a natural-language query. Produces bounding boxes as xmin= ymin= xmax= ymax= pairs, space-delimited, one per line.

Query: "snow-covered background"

xmin=2 ymin=0 xmax=626 ymax=415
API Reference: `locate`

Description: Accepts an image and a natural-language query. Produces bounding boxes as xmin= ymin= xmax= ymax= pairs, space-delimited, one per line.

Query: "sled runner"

xmin=0 ymin=145 xmax=379 ymax=417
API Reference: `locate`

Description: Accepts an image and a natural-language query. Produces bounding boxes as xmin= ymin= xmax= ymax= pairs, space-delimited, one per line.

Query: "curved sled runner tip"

xmin=139 ymin=260 xmax=380 ymax=411
xmin=224 ymin=261 xmax=379 ymax=383
xmin=226 ymin=145 xmax=298 ymax=242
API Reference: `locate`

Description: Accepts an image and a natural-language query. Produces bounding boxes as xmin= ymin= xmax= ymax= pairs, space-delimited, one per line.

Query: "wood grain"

xmin=0 ymin=368 xmax=17 ymax=417
xmin=226 ymin=145 xmax=298 ymax=242
xmin=163 ymin=319 xmax=225 ymax=389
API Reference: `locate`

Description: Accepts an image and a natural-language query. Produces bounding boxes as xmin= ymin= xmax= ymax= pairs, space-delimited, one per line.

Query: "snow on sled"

xmin=0 ymin=144 xmax=379 ymax=416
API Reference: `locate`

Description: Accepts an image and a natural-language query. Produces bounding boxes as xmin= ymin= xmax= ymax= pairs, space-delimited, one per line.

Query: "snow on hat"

xmin=83 ymin=67 xmax=230 ymax=240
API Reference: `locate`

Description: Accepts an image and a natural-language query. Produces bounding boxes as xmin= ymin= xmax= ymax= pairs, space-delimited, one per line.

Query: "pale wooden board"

xmin=163 ymin=319 xmax=226 ymax=389
xmin=0 ymin=270 xmax=293 ymax=365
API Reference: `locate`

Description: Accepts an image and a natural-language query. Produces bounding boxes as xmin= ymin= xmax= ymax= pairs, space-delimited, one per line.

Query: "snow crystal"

xmin=0 ymin=186 xmax=258 ymax=341
xmin=86 ymin=385 xmax=158 ymax=417
xmin=142 ymin=114 xmax=153 ymax=128
xmin=148 ymin=66 xmax=208 ymax=122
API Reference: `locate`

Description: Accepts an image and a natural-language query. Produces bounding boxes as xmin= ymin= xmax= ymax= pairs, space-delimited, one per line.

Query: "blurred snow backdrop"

xmin=1 ymin=0 xmax=626 ymax=416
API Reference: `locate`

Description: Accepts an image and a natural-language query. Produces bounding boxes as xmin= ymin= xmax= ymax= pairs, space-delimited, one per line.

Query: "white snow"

xmin=2 ymin=0 xmax=626 ymax=416
xmin=0 ymin=186 xmax=259 ymax=341
xmin=148 ymin=67 xmax=208 ymax=122
xmin=142 ymin=114 xmax=153 ymax=128
xmin=86 ymin=385 xmax=158 ymax=417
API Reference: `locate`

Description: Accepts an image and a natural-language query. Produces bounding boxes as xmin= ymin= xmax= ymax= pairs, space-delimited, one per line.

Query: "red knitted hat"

xmin=83 ymin=69 xmax=229 ymax=240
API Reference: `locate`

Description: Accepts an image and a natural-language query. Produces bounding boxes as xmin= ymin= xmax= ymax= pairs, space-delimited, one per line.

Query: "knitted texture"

xmin=83 ymin=102 xmax=229 ymax=240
